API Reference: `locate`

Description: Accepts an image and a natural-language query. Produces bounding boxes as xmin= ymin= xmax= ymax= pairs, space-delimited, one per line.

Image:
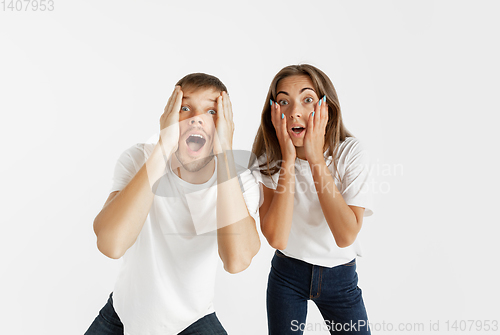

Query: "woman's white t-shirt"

xmin=254 ymin=137 xmax=373 ymax=268
xmin=108 ymin=143 xmax=261 ymax=335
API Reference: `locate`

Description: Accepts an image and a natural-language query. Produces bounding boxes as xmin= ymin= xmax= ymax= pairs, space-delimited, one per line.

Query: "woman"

xmin=251 ymin=64 xmax=373 ymax=334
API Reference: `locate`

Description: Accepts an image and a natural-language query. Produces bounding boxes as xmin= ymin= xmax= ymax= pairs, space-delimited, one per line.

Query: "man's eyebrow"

xmin=182 ymin=96 xmax=218 ymax=104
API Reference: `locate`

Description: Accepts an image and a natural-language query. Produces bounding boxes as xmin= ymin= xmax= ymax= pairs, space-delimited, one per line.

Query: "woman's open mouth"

xmin=290 ymin=126 xmax=305 ymax=137
xmin=186 ymin=133 xmax=206 ymax=153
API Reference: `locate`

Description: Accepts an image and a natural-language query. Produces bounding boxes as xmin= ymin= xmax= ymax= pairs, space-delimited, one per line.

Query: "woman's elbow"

xmin=266 ymin=236 xmax=288 ymax=251
xmin=335 ymin=233 xmax=357 ymax=248
xmin=263 ymin=229 xmax=288 ymax=250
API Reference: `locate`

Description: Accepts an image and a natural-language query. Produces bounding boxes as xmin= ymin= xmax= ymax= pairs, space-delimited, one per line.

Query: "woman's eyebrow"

xmin=276 ymin=87 xmax=315 ymax=96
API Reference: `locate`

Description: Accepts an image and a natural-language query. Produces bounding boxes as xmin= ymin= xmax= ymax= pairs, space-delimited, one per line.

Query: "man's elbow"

xmin=223 ymin=244 xmax=260 ymax=274
xmin=224 ymin=259 xmax=251 ymax=274
xmin=96 ymin=238 xmax=124 ymax=259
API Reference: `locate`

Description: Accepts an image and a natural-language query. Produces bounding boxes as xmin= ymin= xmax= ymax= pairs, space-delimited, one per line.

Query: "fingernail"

xmin=312 ymin=111 xmax=315 ymax=117
xmin=319 ymin=99 xmax=322 ymax=106
xmin=323 ymin=96 xmax=326 ymax=102
xmin=281 ymin=113 xmax=284 ymax=119
xmin=270 ymin=99 xmax=273 ymax=106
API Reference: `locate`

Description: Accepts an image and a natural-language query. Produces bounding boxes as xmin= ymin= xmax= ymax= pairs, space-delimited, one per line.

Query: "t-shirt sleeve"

xmin=109 ymin=143 xmax=149 ymax=194
xmin=249 ymin=155 xmax=279 ymax=209
xmin=339 ymin=139 xmax=374 ymax=217
xmin=238 ymin=169 xmax=262 ymax=223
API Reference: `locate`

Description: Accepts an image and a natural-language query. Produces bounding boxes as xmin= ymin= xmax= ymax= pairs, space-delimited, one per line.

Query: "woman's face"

xmin=275 ymin=75 xmax=320 ymax=148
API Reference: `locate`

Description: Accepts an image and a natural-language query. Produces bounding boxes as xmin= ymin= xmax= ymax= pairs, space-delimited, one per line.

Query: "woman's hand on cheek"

xmin=304 ymin=96 xmax=328 ymax=164
xmin=271 ymin=100 xmax=296 ymax=162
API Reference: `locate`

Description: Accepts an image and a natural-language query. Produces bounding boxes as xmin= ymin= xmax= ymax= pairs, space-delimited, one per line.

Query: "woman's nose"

xmin=289 ymin=105 xmax=304 ymax=119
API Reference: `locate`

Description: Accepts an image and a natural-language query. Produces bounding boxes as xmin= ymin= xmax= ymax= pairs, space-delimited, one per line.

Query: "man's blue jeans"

xmin=267 ymin=250 xmax=371 ymax=334
xmin=84 ymin=293 xmax=227 ymax=335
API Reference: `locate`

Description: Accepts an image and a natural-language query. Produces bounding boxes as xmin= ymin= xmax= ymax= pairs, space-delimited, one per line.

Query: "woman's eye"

xmin=278 ymin=100 xmax=288 ymax=106
xmin=181 ymin=106 xmax=190 ymax=112
xmin=304 ymin=97 xmax=314 ymax=103
xmin=208 ymin=110 xmax=217 ymax=115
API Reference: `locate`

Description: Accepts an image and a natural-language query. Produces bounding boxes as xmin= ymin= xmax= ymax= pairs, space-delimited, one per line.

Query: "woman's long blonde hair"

xmin=250 ymin=64 xmax=353 ymax=180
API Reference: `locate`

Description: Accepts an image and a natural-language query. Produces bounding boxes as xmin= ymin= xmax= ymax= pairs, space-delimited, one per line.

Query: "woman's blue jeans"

xmin=267 ymin=251 xmax=371 ymax=334
xmin=84 ymin=292 xmax=227 ymax=335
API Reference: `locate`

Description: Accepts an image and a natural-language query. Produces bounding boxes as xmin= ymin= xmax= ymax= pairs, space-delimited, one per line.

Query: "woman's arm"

xmin=309 ymin=161 xmax=365 ymax=248
xmin=259 ymin=101 xmax=298 ymax=250
xmin=259 ymin=159 xmax=296 ymax=250
xmin=303 ymin=97 xmax=365 ymax=248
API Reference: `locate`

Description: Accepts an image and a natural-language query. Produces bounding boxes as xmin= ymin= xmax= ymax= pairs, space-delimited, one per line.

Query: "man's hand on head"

xmin=214 ymin=91 xmax=234 ymax=155
xmin=159 ymin=86 xmax=182 ymax=155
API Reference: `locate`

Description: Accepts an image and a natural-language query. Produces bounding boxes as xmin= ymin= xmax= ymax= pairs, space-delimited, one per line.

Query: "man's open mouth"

xmin=186 ymin=134 xmax=206 ymax=152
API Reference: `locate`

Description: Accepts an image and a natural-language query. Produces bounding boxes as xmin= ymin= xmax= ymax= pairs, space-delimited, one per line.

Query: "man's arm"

xmin=93 ymin=86 xmax=182 ymax=259
xmin=215 ymin=92 xmax=260 ymax=273
xmin=216 ymin=150 xmax=261 ymax=274
xmin=93 ymin=143 xmax=170 ymax=259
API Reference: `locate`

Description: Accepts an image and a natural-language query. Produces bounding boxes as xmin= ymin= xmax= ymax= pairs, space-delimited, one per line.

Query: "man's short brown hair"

xmin=176 ymin=73 xmax=227 ymax=93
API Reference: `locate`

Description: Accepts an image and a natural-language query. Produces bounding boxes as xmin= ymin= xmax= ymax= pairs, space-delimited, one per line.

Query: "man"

xmin=85 ymin=73 xmax=261 ymax=334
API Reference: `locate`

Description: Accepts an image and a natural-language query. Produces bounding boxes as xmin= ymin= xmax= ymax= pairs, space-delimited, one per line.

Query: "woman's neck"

xmin=296 ymin=147 xmax=307 ymax=160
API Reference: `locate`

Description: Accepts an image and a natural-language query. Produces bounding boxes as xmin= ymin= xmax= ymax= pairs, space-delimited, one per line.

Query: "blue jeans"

xmin=267 ymin=251 xmax=371 ymax=334
xmin=84 ymin=293 xmax=227 ymax=335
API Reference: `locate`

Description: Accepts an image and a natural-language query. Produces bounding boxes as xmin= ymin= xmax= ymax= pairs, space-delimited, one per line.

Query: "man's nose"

xmin=189 ymin=114 xmax=204 ymax=125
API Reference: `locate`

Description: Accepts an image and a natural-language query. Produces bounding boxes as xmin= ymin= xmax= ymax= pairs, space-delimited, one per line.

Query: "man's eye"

xmin=304 ymin=97 xmax=314 ymax=103
xmin=279 ymin=100 xmax=288 ymax=106
xmin=208 ymin=110 xmax=217 ymax=115
xmin=181 ymin=106 xmax=190 ymax=112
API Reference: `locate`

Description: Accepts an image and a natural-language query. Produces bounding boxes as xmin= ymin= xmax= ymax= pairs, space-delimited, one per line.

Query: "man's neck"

xmin=171 ymin=155 xmax=216 ymax=184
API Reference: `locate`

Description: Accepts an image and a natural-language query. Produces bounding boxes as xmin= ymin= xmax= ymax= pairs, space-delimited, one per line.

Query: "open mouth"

xmin=291 ymin=126 xmax=305 ymax=135
xmin=186 ymin=134 xmax=206 ymax=152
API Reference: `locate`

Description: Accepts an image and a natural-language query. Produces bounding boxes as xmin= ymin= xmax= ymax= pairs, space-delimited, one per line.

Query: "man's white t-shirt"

xmin=254 ymin=137 xmax=373 ymax=268
xmin=108 ymin=143 xmax=260 ymax=335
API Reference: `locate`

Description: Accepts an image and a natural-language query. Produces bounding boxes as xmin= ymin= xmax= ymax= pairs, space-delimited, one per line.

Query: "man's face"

xmin=175 ymin=86 xmax=219 ymax=172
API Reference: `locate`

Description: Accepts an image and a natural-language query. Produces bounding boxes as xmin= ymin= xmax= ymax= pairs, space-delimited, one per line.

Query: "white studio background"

xmin=1 ymin=1 xmax=499 ymax=334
